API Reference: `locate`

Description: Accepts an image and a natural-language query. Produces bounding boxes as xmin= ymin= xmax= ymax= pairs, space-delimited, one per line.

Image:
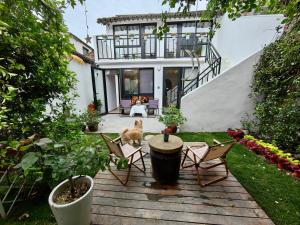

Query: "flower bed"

xmin=227 ymin=129 xmax=300 ymax=178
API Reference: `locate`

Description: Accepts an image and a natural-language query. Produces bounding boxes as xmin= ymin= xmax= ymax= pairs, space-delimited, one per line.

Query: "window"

xmin=113 ymin=24 xmax=156 ymax=59
xmin=122 ymin=68 xmax=154 ymax=98
xmin=123 ymin=69 xmax=139 ymax=95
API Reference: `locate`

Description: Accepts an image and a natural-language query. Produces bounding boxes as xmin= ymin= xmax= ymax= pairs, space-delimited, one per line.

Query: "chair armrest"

xmin=211 ymin=140 xmax=234 ymax=147
xmin=113 ymin=136 xmax=123 ymax=145
xmin=124 ymin=147 xmax=142 ymax=158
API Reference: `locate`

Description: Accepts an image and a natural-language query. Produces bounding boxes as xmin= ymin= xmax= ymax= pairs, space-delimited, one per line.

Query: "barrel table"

xmin=148 ymin=134 xmax=183 ymax=184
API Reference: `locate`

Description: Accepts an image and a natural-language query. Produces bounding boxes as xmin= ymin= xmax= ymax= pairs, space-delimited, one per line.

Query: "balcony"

xmin=96 ymin=32 xmax=212 ymax=60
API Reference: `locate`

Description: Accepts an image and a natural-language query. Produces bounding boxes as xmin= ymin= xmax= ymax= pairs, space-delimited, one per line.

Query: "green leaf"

xmin=16 ymin=152 xmax=40 ymax=171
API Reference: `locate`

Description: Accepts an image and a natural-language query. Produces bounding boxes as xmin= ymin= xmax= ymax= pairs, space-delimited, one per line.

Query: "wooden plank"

xmin=97 ymin=170 xmax=238 ymax=181
xmin=93 ymin=184 xmax=253 ymax=201
xmin=93 ymin=189 xmax=260 ymax=209
xmin=92 ymin=206 xmax=274 ymax=225
xmin=94 ymin=178 xmax=248 ymax=194
xmin=92 ymin=196 xmax=269 ymax=218
xmin=94 ymin=173 xmax=243 ymax=187
xmin=92 ymin=214 xmax=203 ymax=225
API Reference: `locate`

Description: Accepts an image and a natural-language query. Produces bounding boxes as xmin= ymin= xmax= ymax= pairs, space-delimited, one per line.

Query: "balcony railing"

xmin=96 ymin=33 xmax=210 ymax=60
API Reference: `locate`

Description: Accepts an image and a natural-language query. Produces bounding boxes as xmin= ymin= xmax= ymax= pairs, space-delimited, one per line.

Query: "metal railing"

xmin=183 ymin=43 xmax=222 ymax=95
xmin=96 ymin=32 xmax=209 ymax=60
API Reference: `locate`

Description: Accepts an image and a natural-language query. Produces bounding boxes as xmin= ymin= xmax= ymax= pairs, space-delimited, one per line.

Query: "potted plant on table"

xmin=159 ymin=105 xmax=187 ymax=133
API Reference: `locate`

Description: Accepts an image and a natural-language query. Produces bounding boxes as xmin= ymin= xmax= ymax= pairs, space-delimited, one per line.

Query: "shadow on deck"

xmin=92 ymin=142 xmax=273 ymax=225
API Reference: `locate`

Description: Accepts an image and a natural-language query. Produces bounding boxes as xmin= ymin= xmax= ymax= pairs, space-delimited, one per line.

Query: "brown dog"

xmin=121 ymin=119 xmax=143 ymax=146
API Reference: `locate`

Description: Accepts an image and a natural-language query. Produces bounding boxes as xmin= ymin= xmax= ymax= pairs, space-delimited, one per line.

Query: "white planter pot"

xmin=48 ymin=176 xmax=94 ymax=225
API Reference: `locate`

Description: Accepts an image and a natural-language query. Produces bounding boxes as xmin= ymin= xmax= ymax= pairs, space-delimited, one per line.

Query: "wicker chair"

xmin=100 ymin=133 xmax=147 ymax=185
xmin=181 ymin=139 xmax=235 ymax=187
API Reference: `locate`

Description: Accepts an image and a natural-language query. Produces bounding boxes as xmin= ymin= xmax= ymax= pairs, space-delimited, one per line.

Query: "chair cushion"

xmin=186 ymin=144 xmax=209 ymax=163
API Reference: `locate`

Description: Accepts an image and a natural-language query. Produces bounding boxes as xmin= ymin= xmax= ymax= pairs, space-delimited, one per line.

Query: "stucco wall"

xmin=212 ymin=14 xmax=284 ymax=68
xmin=69 ymin=61 xmax=94 ymax=113
xmin=181 ymin=50 xmax=262 ymax=132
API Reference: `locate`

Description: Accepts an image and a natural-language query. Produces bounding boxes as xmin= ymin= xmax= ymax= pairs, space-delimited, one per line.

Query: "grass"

xmin=1 ymin=132 xmax=299 ymax=225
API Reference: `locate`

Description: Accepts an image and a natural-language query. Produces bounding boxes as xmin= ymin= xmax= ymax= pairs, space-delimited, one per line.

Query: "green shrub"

xmin=252 ymin=18 xmax=300 ymax=152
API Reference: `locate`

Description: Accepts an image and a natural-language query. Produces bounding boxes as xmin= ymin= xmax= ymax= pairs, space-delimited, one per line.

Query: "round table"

xmin=148 ymin=134 xmax=183 ymax=184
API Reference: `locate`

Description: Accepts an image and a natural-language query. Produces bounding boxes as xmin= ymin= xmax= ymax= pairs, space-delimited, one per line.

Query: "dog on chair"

xmin=121 ymin=119 xmax=143 ymax=146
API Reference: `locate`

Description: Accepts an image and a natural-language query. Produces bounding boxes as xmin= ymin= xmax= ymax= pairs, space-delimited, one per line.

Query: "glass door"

xmin=92 ymin=67 xmax=107 ymax=114
xmin=163 ymin=68 xmax=182 ymax=107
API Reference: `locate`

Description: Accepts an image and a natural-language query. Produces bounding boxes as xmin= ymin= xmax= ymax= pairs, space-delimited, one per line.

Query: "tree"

xmin=0 ymin=0 xmax=83 ymax=139
xmin=156 ymin=0 xmax=299 ymax=37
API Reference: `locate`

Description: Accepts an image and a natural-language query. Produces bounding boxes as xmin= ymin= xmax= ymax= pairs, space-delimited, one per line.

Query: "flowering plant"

xmin=228 ymin=130 xmax=300 ymax=178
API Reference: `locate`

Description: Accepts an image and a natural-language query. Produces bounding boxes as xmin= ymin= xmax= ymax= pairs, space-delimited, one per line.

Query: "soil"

xmin=54 ymin=179 xmax=90 ymax=205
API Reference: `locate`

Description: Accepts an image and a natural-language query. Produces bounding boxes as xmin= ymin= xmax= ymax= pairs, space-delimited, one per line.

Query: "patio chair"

xmin=100 ymin=133 xmax=147 ymax=185
xmin=119 ymin=99 xmax=131 ymax=115
xmin=148 ymin=99 xmax=159 ymax=116
xmin=181 ymin=139 xmax=235 ymax=187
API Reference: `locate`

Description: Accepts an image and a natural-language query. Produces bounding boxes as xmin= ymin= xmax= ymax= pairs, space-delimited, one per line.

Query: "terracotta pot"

xmin=168 ymin=125 xmax=177 ymax=133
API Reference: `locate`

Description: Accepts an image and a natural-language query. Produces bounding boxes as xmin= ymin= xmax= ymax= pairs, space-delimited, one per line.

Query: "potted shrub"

xmin=83 ymin=111 xmax=101 ymax=132
xmin=159 ymin=105 xmax=186 ymax=133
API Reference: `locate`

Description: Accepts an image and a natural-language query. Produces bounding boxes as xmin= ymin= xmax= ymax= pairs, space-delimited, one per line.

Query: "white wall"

xmin=69 ymin=61 xmax=94 ymax=113
xmin=212 ymin=14 xmax=284 ymax=68
xmin=181 ymin=50 xmax=262 ymax=132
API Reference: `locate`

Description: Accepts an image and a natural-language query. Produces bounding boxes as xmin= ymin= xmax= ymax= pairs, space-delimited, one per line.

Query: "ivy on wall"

xmin=252 ymin=17 xmax=300 ymax=152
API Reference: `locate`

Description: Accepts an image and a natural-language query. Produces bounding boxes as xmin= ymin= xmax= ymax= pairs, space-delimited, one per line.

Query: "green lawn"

xmin=1 ymin=132 xmax=299 ymax=225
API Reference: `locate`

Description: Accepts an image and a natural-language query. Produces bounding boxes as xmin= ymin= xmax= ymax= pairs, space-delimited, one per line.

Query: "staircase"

xmin=168 ymin=42 xmax=222 ymax=107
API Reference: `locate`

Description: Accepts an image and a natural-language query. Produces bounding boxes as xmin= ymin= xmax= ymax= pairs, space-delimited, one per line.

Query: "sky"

xmin=63 ymin=0 xmax=207 ymax=41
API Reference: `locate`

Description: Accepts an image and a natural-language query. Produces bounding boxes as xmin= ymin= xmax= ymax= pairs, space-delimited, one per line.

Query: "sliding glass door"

xmin=121 ymin=68 xmax=154 ymax=99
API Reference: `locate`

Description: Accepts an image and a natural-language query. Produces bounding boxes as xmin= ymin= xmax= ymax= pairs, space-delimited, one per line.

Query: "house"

xmin=69 ymin=33 xmax=95 ymax=113
xmin=92 ymin=11 xmax=284 ymax=130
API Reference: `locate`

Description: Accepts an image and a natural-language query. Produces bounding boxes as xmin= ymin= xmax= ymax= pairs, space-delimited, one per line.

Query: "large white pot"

xmin=48 ymin=176 xmax=94 ymax=225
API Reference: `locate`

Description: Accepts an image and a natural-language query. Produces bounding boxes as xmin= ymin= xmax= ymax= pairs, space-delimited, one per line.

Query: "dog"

xmin=121 ymin=119 xmax=143 ymax=146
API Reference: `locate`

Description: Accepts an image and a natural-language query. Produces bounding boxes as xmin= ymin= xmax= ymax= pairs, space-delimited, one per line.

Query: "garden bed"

xmin=227 ymin=129 xmax=300 ymax=178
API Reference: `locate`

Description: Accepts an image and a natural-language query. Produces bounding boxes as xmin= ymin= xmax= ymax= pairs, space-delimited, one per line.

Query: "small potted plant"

xmin=159 ymin=105 xmax=187 ymax=133
xmin=84 ymin=111 xmax=101 ymax=132
xmin=161 ymin=127 xmax=172 ymax=142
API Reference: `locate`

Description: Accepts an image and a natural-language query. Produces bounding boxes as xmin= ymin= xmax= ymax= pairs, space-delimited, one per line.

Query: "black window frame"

xmin=113 ymin=23 xmax=157 ymax=59
xmin=120 ymin=68 xmax=155 ymax=99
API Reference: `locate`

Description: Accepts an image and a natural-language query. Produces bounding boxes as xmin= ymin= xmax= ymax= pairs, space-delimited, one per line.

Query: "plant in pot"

xmin=83 ymin=111 xmax=101 ymax=132
xmin=159 ymin=105 xmax=187 ymax=133
xmin=16 ymin=136 xmax=110 ymax=225
xmin=46 ymin=144 xmax=109 ymax=225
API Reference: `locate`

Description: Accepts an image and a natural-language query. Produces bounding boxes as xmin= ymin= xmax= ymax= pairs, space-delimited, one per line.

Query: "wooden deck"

xmin=92 ymin=142 xmax=274 ymax=225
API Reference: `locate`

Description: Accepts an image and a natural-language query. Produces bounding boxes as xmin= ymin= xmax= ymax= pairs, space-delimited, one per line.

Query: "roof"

xmin=70 ymin=33 xmax=93 ymax=51
xmin=72 ymin=51 xmax=95 ymax=64
xmin=97 ymin=11 xmax=205 ymax=25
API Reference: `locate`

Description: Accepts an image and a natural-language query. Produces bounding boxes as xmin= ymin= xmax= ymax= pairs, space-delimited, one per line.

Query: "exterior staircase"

xmin=167 ymin=43 xmax=222 ymax=107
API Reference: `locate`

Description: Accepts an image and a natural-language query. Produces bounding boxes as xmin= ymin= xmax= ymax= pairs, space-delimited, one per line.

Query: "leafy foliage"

xmin=252 ymin=17 xmax=300 ymax=152
xmin=159 ymin=105 xmax=187 ymax=126
xmin=158 ymin=0 xmax=300 ymax=37
xmin=0 ymin=0 xmax=81 ymax=139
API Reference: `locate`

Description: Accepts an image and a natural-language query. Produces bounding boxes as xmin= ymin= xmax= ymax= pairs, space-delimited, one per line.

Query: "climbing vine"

xmin=252 ymin=17 xmax=300 ymax=152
